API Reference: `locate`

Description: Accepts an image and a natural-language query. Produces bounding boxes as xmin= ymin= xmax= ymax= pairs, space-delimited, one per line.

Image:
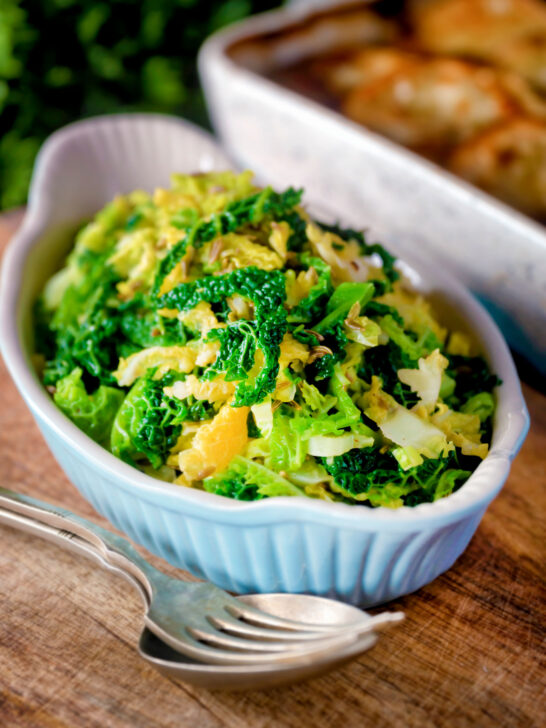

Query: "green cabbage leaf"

xmin=204 ymin=456 xmax=304 ymax=500
xmin=53 ymin=367 xmax=124 ymax=444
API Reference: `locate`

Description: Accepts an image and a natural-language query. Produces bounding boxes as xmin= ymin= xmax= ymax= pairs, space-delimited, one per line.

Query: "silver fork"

xmin=0 ymin=488 xmax=404 ymax=666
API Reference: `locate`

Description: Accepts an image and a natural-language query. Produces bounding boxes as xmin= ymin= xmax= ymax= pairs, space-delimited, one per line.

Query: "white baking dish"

xmin=199 ymin=2 xmax=546 ymax=374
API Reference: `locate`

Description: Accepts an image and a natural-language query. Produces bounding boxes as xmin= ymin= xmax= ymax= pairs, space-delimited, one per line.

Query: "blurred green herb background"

xmin=0 ymin=0 xmax=279 ymax=209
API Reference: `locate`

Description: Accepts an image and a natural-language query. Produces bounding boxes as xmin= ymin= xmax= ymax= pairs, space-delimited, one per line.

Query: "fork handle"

xmin=0 ymin=505 xmax=150 ymax=604
xmin=0 ymin=487 xmax=164 ymax=598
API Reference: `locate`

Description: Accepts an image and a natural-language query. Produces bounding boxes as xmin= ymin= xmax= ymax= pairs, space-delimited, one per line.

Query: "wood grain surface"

xmin=0 ymin=211 xmax=544 ymax=728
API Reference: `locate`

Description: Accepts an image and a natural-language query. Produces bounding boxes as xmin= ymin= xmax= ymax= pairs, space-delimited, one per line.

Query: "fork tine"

xmin=202 ymin=610 xmax=404 ymax=647
xmin=207 ymin=614 xmax=346 ymax=642
xmin=147 ymin=620 xmax=368 ymax=666
xmin=188 ymin=625 xmax=333 ymax=653
xmin=207 ymin=609 xmax=404 ymax=642
xmin=225 ymin=601 xmax=369 ymax=633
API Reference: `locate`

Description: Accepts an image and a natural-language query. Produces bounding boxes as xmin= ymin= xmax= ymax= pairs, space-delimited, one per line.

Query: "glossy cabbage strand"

xmin=157 ymin=267 xmax=288 ymax=407
xmin=320 ymin=448 xmax=471 ymax=507
xmin=151 ymin=186 xmax=302 ymax=296
xmin=111 ymin=370 xmax=213 ymax=469
xmin=317 ymin=221 xmax=399 ymax=286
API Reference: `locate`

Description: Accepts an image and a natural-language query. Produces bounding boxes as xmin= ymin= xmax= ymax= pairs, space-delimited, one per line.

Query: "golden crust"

xmin=342 ymin=56 xmax=517 ymax=152
xmin=410 ymin=0 xmax=546 ymax=91
xmin=411 ymin=0 xmax=546 ymax=53
xmin=448 ymin=117 xmax=546 ymax=218
xmin=311 ymin=47 xmax=418 ymax=95
xmin=495 ymin=35 xmax=546 ymax=93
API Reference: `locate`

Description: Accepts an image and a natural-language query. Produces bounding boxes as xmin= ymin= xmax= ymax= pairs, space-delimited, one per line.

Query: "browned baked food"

xmin=495 ymin=35 xmax=546 ymax=95
xmin=448 ymin=117 xmax=546 ymax=218
xmin=312 ymin=47 xmax=418 ymax=95
xmin=410 ymin=0 xmax=546 ymax=92
xmin=342 ymin=56 xmax=518 ymax=152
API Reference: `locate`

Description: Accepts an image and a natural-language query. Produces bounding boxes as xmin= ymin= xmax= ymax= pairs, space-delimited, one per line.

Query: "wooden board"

xmin=0 ymin=210 xmax=544 ymax=728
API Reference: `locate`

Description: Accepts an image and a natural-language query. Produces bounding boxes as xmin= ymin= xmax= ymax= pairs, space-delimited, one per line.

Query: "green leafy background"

xmin=0 ymin=0 xmax=279 ymax=209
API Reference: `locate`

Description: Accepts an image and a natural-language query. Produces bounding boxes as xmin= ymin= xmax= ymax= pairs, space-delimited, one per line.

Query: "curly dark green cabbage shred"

xmin=152 ymin=187 xmax=302 ymax=296
xmin=287 ymin=255 xmax=333 ymax=324
xmin=158 ymin=266 xmax=288 ymax=406
xmin=42 ymin=250 xmax=122 ymax=386
xmin=210 ymin=477 xmax=261 ymax=502
xmin=320 ymin=448 xmax=474 ymax=507
xmin=111 ymin=369 xmax=213 ymax=469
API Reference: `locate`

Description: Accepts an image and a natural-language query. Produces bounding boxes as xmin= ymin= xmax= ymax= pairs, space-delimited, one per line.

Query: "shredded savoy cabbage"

xmin=35 ymin=170 xmax=499 ymax=508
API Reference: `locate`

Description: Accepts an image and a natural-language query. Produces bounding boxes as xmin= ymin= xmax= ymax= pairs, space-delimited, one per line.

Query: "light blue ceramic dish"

xmin=0 ymin=114 xmax=529 ymax=606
